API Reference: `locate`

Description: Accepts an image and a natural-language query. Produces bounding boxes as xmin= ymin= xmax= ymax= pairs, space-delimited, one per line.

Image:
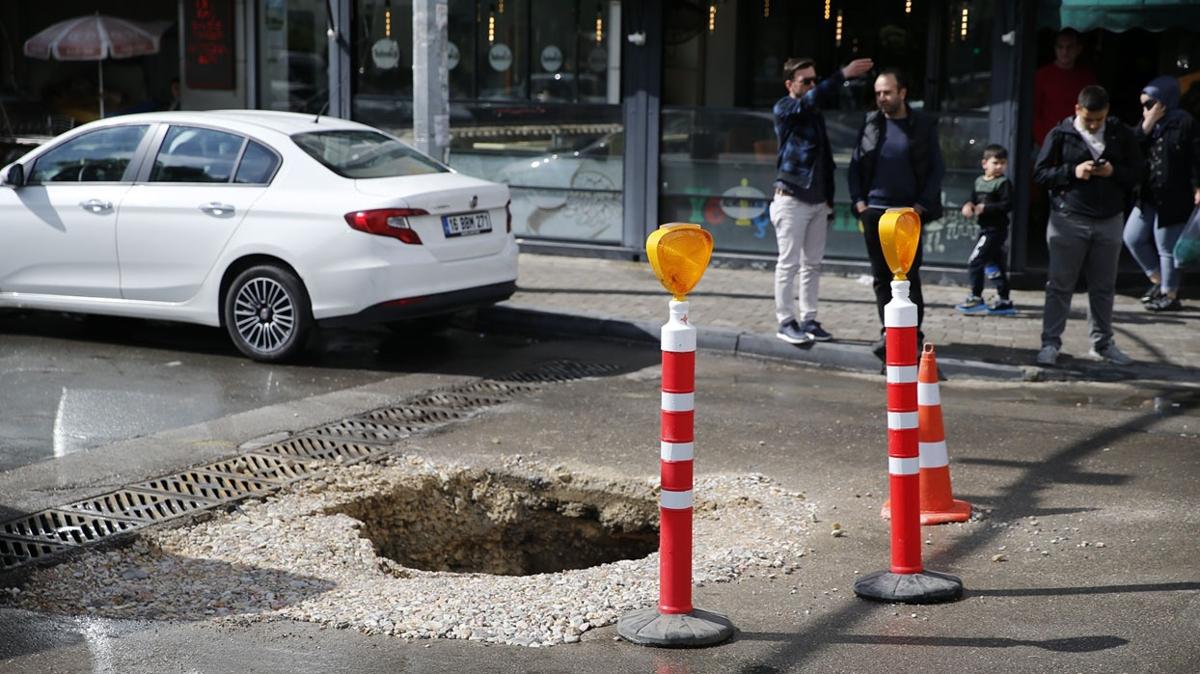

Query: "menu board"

xmin=185 ymin=0 xmax=236 ymax=90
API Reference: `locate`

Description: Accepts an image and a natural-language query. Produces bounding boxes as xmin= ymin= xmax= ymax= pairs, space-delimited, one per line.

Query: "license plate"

xmin=442 ymin=211 xmax=492 ymax=238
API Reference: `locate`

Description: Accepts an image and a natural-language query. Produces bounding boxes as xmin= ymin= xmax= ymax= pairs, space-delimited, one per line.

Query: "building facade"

xmin=3 ymin=1 xmax=1200 ymax=275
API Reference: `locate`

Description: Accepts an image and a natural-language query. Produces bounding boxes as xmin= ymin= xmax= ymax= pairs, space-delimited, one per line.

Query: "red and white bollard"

xmin=854 ymin=278 xmax=963 ymax=603
xmin=618 ymin=298 xmax=734 ymax=647
xmin=659 ymin=299 xmax=696 ymax=614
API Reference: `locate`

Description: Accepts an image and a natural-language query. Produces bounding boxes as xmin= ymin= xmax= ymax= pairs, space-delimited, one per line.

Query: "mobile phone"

xmin=1094 ymin=158 xmax=1108 ymax=166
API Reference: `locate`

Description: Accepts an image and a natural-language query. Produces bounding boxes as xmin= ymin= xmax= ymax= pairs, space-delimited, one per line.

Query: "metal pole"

xmin=413 ymin=0 xmax=449 ymax=162
xmin=98 ymin=60 xmax=105 ymax=119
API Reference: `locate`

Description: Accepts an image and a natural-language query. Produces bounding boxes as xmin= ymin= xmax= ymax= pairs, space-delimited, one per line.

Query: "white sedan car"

xmin=0 ymin=110 xmax=517 ymax=361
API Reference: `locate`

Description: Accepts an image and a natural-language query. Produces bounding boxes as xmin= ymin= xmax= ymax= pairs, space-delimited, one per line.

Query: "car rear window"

xmin=234 ymin=141 xmax=280 ymax=184
xmin=291 ymin=130 xmax=447 ymax=179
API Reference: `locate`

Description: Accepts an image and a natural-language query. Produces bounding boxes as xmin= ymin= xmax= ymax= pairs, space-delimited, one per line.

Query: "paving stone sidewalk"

xmin=483 ymin=253 xmax=1200 ymax=382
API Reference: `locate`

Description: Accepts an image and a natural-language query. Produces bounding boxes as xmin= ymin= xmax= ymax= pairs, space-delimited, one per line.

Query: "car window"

xmin=234 ymin=141 xmax=280 ymax=184
xmin=150 ymin=126 xmax=245 ymax=183
xmin=28 ymin=125 xmax=149 ymax=183
xmin=291 ymin=130 xmax=447 ymax=179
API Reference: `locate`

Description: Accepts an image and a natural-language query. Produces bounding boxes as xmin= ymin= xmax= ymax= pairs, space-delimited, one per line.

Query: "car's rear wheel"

xmin=223 ymin=265 xmax=312 ymax=362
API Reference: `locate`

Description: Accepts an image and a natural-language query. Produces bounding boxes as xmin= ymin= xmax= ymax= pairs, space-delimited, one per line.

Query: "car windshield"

xmin=291 ymin=130 xmax=447 ymax=178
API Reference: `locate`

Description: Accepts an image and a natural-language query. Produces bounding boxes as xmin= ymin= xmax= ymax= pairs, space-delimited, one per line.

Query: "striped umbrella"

xmin=23 ymin=13 xmax=167 ymax=118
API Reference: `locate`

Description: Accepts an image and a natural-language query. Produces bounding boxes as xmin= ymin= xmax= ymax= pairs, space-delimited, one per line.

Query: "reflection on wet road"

xmin=0 ymin=310 xmax=535 ymax=472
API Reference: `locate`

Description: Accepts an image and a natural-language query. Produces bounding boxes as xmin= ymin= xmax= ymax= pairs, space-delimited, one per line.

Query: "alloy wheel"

xmin=232 ymin=276 xmax=296 ymax=354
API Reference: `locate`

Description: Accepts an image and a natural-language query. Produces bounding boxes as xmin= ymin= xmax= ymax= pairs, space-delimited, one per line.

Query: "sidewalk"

xmin=479 ymin=253 xmax=1200 ymax=383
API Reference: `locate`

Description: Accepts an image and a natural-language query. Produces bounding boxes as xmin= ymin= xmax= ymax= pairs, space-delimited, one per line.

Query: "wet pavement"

xmin=0 ymin=341 xmax=1197 ymax=673
xmin=0 ymin=309 xmax=605 ymax=475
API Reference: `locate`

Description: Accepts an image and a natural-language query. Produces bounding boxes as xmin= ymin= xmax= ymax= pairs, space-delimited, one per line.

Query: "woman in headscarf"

xmin=1122 ymin=76 xmax=1200 ymax=311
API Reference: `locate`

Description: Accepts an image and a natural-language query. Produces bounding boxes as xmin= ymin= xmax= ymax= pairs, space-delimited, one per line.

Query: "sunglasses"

xmin=1143 ymin=99 xmax=1158 ymax=110
xmin=799 ymin=76 xmax=819 ymax=85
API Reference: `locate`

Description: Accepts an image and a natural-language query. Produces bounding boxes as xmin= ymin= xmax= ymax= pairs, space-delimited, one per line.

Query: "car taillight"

xmin=505 ymin=199 xmax=512 ymax=234
xmin=344 ymin=208 xmax=428 ymax=245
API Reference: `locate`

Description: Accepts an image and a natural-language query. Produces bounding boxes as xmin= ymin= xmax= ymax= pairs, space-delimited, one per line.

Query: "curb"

xmin=476 ymin=305 xmax=1029 ymax=381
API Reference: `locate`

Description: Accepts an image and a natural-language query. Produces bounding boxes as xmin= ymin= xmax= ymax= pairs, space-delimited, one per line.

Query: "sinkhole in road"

xmin=331 ymin=469 xmax=660 ymax=576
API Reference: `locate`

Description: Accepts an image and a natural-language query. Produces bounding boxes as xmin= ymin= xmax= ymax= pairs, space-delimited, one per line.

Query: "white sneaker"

xmin=1036 ymin=344 xmax=1059 ymax=366
xmin=1089 ymin=342 xmax=1133 ymax=366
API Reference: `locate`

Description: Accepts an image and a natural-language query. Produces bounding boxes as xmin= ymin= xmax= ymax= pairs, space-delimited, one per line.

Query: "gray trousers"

xmin=1041 ymin=211 xmax=1125 ymax=350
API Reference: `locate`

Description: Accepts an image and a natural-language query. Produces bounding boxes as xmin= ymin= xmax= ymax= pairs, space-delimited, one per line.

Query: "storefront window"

xmin=662 ymin=0 xmax=932 ymax=257
xmin=478 ymin=0 xmax=530 ymax=100
xmin=0 ymin=3 xmax=179 ymax=160
xmin=350 ymin=1 xmax=623 ymax=243
xmin=354 ymin=0 xmax=414 ymax=101
xmin=258 ymin=0 xmax=329 ymax=113
xmin=923 ymin=0 xmax=994 ymax=265
xmin=660 ymin=0 xmax=995 ymax=265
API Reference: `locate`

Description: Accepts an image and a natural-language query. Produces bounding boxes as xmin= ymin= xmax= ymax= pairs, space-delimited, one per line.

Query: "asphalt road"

xmin=0 ymin=310 xmax=562 ymax=473
xmin=1 ymin=325 xmax=1198 ymax=673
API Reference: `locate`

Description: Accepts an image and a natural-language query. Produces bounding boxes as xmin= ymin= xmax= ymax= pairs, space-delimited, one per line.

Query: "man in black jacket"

xmin=848 ymin=68 xmax=945 ymax=358
xmin=1033 ymin=85 xmax=1143 ymax=366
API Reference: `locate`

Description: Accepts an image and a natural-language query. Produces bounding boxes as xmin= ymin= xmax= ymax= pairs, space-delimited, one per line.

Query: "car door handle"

xmin=79 ymin=199 xmax=113 ymax=213
xmin=199 ymin=202 xmax=235 ymax=216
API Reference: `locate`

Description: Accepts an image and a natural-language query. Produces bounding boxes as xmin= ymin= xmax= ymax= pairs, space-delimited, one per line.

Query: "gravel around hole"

xmin=7 ymin=454 xmax=815 ymax=647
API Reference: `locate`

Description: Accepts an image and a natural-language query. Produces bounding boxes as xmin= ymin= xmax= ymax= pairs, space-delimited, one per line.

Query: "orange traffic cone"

xmin=881 ymin=344 xmax=972 ymax=525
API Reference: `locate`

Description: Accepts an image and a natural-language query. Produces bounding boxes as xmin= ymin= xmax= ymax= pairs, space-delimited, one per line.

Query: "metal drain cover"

xmin=64 ymin=489 xmax=212 ymax=523
xmin=0 ymin=538 xmax=70 ymax=570
xmin=256 ymin=436 xmax=385 ymax=464
xmin=131 ymin=471 xmax=276 ymax=503
xmin=0 ymin=509 xmax=139 ymax=546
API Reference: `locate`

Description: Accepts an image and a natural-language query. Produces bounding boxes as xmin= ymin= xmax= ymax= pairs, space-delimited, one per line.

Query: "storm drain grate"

xmin=449 ymin=380 xmax=538 ymax=397
xmin=0 ymin=509 xmax=140 ymax=546
xmin=255 ymin=436 xmax=385 ymax=464
xmin=131 ymin=471 xmax=276 ymax=503
xmin=197 ymin=453 xmax=312 ymax=484
xmin=64 ymin=490 xmax=213 ymax=523
xmin=361 ymin=405 xmax=469 ymax=425
xmin=496 ymin=360 xmax=621 ymax=384
xmin=0 ymin=360 xmax=619 ymax=573
xmin=0 ymin=538 xmax=70 ymax=571
xmin=307 ymin=418 xmax=427 ymax=443
xmin=418 ymin=391 xmax=512 ymax=409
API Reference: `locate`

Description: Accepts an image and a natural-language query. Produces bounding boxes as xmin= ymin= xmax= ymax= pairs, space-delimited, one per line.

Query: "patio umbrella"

xmin=23 ymin=13 xmax=167 ymax=118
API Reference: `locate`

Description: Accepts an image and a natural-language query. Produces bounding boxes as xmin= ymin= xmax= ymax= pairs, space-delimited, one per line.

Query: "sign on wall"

xmin=185 ymin=0 xmax=236 ymax=90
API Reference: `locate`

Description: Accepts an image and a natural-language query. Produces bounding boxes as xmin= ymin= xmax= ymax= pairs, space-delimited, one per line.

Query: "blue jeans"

xmin=1123 ymin=204 xmax=1186 ymax=294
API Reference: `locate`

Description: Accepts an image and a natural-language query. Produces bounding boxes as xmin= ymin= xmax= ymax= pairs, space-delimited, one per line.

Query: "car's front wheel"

xmin=223 ymin=265 xmax=312 ymax=362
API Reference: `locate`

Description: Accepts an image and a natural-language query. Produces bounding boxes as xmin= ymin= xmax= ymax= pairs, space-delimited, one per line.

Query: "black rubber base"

xmin=617 ymin=607 xmax=736 ymax=647
xmin=853 ymin=570 xmax=964 ymax=604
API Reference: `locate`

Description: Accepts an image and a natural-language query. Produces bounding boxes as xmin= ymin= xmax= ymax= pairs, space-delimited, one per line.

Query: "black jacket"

xmin=1034 ymin=116 xmax=1143 ymax=220
xmin=847 ymin=106 xmax=945 ymax=221
xmin=1136 ymin=109 xmax=1200 ymax=226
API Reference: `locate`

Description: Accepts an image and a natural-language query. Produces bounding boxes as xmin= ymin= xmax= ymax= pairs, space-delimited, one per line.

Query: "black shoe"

xmin=800 ymin=319 xmax=834 ymax=341
xmin=1146 ymin=295 xmax=1182 ymax=312
xmin=1141 ymin=283 xmax=1163 ymax=304
xmin=776 ymin=319 xmax=814 ymax=345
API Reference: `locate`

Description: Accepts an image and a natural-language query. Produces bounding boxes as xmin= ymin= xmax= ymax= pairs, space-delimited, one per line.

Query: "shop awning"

xmin=1039 ymin=0 xmax=1200 ymax=32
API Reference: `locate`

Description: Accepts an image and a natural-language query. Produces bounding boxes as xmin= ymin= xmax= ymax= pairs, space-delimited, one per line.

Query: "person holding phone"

xmin=1033 ymin=85 xmax=1143 ymax=367
xmin=1122 ymin=75 xmax=1200 ymax=312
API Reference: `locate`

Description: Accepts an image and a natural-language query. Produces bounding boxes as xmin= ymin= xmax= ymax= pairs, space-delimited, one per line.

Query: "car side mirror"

xmin=1 ymin=163 xmax=25 ymax=188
